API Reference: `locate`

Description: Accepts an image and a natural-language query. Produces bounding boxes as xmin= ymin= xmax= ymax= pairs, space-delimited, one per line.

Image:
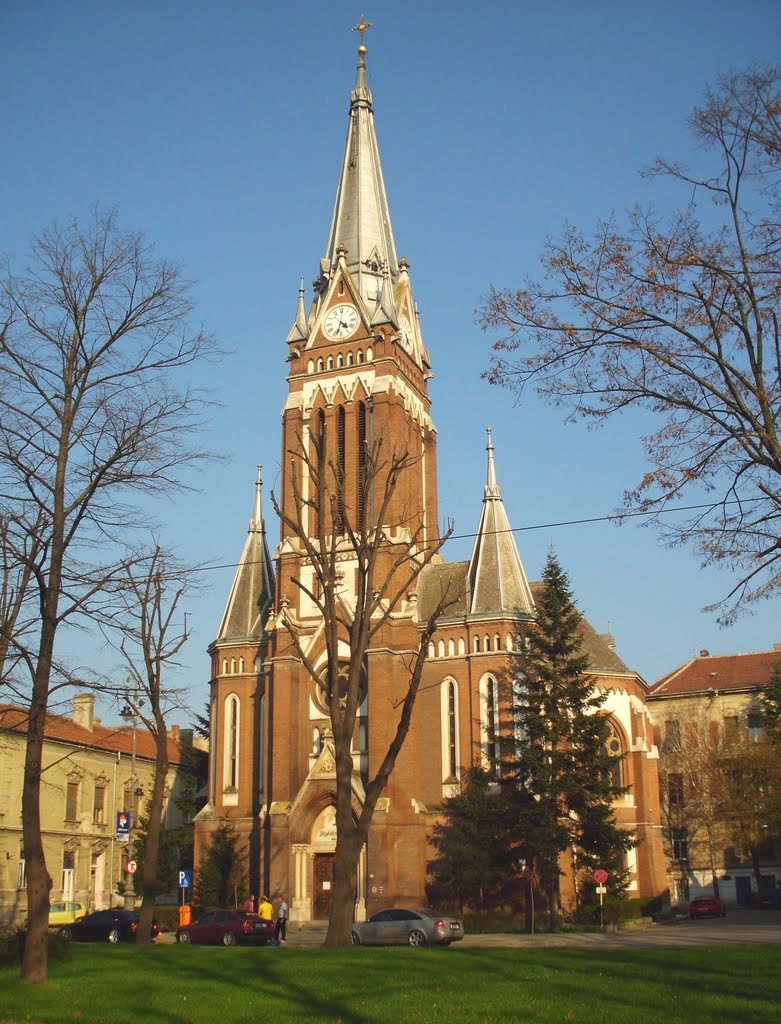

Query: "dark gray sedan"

xmin=351 ymin=908 xmax=464 ymax=947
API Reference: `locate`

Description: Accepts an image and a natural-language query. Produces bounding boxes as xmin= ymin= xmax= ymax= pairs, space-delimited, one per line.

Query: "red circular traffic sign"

xmin=593 ymin=869 xmax=608 ymax=884
xmin=126 ymin=860 xmax=137 ymax=874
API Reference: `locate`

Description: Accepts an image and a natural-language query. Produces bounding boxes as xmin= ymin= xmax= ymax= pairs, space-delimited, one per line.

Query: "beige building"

xmin=648 ymin=646 xmax=781 ymax=907
xmin=0 ymin=693 xmax=195 ymax=926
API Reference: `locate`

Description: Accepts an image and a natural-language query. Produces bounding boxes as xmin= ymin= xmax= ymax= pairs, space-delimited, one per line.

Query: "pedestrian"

xmin=275 ymin=895 xmax=288 ymax=945
xmin=243 ymin=894 xmax=255 ymax=913
xmin=259 ymin=894 xmax=273 ymax=922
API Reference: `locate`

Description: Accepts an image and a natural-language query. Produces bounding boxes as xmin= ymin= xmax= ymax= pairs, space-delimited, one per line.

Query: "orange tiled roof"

xmin=0 ymin=704 xmax=187 ymax=764
xmin=650 ymin=649 xmax=781 ymax=697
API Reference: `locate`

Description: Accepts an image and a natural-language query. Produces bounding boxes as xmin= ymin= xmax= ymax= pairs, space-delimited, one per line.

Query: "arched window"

xmin=437 ymin=639 xmax=445 ymax=658
xmin=239 ymin=657 xmax=244 ymax=673
xmin=327 ymin=355 xmax=334 ymax=370
xmin=224 ymin=694 xmax=240 ymax=791
xmin=307 ymin=359 xmax=314 ymax=374
xmin=230 ymin=658 xmax=236 ymax=674
xmin=458 ymin=637 xmax=465 ymax=656
xmin=604 ymin=719 xmax=624 ymax=789
xmin=315 ymin=409 xmax=326 ymax=534
xmin=366 ymin=346 xmax=373 ymax=361
xmin=336 ymin=405 xmax=346 ymax=533
xmin=356 ymin=349 xmax=364 ymax=364
xmin=356 ymin=401 xmax=367 ymax=531
xmin=337 ymin=353 xmax=343 ymax=368
xmin=347 ymin=351 xmax=354 ymax=366
xmin=484 ymin=634 xmax=491 ymax=652
xmin=222 ymin=659 xmax=227 ymax=675
xmin=440 ymin=678 xmax=460 ymax=785
xmin=474 ymin=636 xmax=481 ymax=653
xmin=447 ymin=638 xmax=455 ymax=657
xmin=317 ymin=357 xmax=324 ymax=372
xmin=480 ymin=674 xmax=499 ymax=771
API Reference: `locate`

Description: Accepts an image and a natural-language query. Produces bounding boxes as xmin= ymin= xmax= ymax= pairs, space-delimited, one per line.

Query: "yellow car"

xmin=48 ymin=901 xmax=87 ymax=928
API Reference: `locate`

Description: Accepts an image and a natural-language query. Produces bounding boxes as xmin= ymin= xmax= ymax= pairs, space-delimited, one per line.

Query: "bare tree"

xmin=658 ymin=715 xmax=726 ymax=901
xmin=480 ymin=64 xmax=781 ymax=623
xmin=270 ymin=434 xmax=454 ymax=946
xmin=0 ymin=207 xmax=218 ymax=982
xmin=108 ymin=545 xmax=195 ymax=944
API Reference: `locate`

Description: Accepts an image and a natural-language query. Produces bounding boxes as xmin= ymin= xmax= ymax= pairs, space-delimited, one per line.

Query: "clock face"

xmin=324 ymin=303 xmax=359 ymax=341
xmin=399 ymin=314 xmax=413 ymax=353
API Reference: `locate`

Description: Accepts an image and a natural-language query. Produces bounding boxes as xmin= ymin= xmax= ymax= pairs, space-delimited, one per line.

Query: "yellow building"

xmin=0 ymin=693 xmax=197 ymax=926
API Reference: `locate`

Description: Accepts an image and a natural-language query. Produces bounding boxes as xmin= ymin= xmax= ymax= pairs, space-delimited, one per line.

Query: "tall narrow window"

xmin=480 ymin=674 xmax=498 ymax=770
xmin=224 ymin=694 xmax=240 ymax=791
xmin=315 ymin=409 xmax=326 ymax=535
xmin=93 ymin=784 xmax=106 ymax=824
xmin=336 ymin=405 xmax=346 ymax=533
xmin=65 ymin=780 xmax=79 ymax=821
xmin=356 ymin=401 xmax=366 ymax=531
xmin=440 ymin=678 xmax=460 ymax=787
xmin=447 ymin=681 xmax=458 ymax=778
xmin=17 ymin=851 xmax=26 ymax=890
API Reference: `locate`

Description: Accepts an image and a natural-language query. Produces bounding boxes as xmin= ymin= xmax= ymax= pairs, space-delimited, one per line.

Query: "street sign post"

xmin=178 ymin=870 xmax=192 ymax=890
xmin=593 ymin=869 xmax=609 ymax=928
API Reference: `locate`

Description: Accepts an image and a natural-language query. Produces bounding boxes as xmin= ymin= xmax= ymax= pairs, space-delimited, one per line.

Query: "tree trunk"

xmin=21 ymin=686 xmax=52 ymax=984
xmin=324 ymin=828 xmax=361 ymax=946
xmin=135 ymin=737 xmax=168 ymax=944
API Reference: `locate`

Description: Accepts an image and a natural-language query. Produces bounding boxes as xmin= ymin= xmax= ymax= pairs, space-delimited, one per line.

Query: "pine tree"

xmin=507 ymin=550 xmax=632 ymax=930
xmin=427 ymin=768 xmax=519 ymax=915
xmin=193 ymin=823 xmax=243 ymax=912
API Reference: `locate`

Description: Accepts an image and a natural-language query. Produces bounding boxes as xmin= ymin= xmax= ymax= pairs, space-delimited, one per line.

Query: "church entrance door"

xmin=313 ymin=854 xmax=334 ymax=919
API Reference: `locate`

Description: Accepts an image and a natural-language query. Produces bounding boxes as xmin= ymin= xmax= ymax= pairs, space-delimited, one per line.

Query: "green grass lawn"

xmin=1 ymin=943 xmax=779 ymax=1024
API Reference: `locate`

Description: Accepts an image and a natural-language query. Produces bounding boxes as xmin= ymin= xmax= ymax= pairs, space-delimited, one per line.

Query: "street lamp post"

xmin=120 ymin=695 xmax=139 ymax=911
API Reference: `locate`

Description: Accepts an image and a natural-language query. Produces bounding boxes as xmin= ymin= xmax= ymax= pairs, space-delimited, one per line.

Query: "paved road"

xmin=279 ymin=908 xmax=781 ymax=949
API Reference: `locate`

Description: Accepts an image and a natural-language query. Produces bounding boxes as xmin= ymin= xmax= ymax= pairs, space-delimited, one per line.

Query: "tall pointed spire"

xmin=467 ymin=430 xmax=535 ymax=616
xmin=321 ymin=36 xmax=399 ymax=315
xmin=217 ymin=466 xmax=275 ymax=641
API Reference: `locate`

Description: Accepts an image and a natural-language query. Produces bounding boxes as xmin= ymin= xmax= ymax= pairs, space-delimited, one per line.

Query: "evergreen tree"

xmin=507 ymin=550 xmax=633 ymax=929
xmin=193 ymin=823 xmax=243 ymax=912
xmin=427 ymin=768 xmax=519 ymax=914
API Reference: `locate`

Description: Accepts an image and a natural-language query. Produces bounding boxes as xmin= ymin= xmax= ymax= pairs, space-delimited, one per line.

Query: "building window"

xmin=668 ymin=772 xmax=684 ymax=807
xmin=224 ymin=694 xmax=240 ymax=790
xmin=93 ymin=784 xmax=106 ymax=825
xmin=723 ymin=715 xmax=739 ymax=742
xmin=604 ymin=720 xmax=624 ymax=788
xmin=315 ymin=409 xmax=326 ymax=535
xmin=65 ymin=780 xmax=79 ymax=821
xmin=480 ymin=674 xmax=498 ymax=770
xmin=440 ymin=678 xmax=460 ymax=784
xmin=356 ymin=401 xmax=366 ymax=531
xmin=17 ymin=851 xmax=26 ymax=890
xmin=664 ymin=720 xmax=681 ymax=751
xmin=747 ymin=710 xmax=762 ymax=743
xmin=671 ymin=827 xmax=688 ymax=862
xmin=336 ymin=405 xmax=346 ymax=533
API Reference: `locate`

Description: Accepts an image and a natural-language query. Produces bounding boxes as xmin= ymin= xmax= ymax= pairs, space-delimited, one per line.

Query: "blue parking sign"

xmin=178 ymin=870 xmax=192 ymax=889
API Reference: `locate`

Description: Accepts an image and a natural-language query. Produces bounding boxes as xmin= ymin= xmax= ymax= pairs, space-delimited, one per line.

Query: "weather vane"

xmin=352 ymin=16 xmax=373 ymax=45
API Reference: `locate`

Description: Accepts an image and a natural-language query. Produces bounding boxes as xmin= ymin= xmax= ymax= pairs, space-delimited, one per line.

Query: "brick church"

xmin=194 ymin=40 xmax=668 ymax=922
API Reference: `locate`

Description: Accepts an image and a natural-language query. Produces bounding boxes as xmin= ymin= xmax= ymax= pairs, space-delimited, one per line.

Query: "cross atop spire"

xmin=352 ymin=16 xmax=373 ymax=46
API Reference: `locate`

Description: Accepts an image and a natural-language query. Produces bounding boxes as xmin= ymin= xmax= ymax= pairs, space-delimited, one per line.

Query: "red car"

xmin=176 ymin=909 xmax=275 ymax=946
xmin=688 ymin=896 xmax=726 ymax=919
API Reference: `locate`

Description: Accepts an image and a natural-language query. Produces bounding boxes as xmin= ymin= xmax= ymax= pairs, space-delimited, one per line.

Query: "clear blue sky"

xmin=3 ymin=1 xmax=780 ymax=724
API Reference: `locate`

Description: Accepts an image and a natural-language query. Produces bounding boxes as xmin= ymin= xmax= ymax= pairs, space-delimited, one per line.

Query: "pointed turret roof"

xmin=216 ymin=467 xmax=275 ymax=642
xmin=467 ymin=430 xmax=535 ymax=616
xmin=322 ymin=42 xmax=399 ymax=316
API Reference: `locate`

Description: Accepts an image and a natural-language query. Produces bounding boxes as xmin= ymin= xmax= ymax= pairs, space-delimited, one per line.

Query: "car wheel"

xmin=407 ymin=929 xmax=427 ymax=948
xmin=350 ymin=930 xmax=361 ymax=946
xmin=58 ymin=926 xmax=72 ymax=941
xmin=222 ymin=930 xmax=237 ymax=946
xmin=178 ymin=930 xmax=191 ymax=944
xmin=107 ymin=928 xmax=120 ymax=943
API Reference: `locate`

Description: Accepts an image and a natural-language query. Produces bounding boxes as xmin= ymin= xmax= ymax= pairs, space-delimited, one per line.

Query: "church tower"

xmin=196 ymin=36 xmax=668 ymax=921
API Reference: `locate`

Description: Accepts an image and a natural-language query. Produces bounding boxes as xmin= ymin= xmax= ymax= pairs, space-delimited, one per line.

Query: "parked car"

xmin=176 ymin=909 xmax=275 ymax=946
xmin=64 ymin=909 xmax=159 ymax=943
xmin=688 ymin=896 xmax=726 ymax=919
xmin=48 ymin=901 xmax=87 ymax=929
xmin=351 ymin=908 xmax=464 ymax=947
